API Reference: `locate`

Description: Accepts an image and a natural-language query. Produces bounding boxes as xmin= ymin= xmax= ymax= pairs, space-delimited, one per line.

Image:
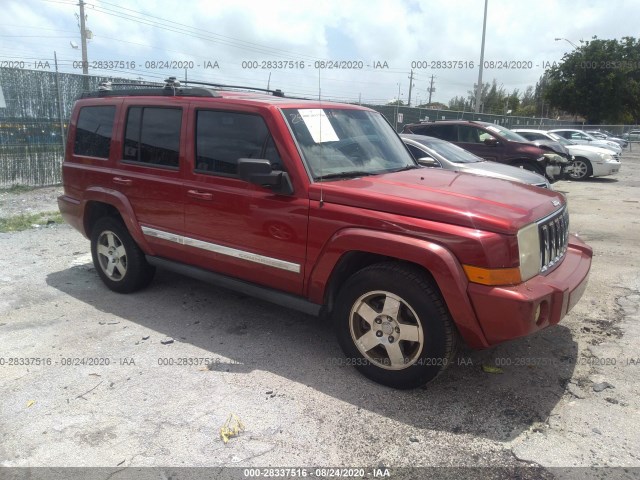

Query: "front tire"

xmin=90 ymin=217 xmax=155 ymax=293
xmin=568 ymin=158 xmax=592 ymax=180
xmin=332 ymin=262 xmax=458 ymax=389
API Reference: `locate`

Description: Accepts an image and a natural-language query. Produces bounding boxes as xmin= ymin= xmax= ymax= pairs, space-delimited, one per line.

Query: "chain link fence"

xmin=0 ymin=68 xmax=136 ymax=187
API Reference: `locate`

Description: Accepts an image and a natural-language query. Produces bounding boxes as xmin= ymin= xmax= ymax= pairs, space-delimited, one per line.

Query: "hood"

xmin=511 ymin=141 xmax=546 ymax=156
xmin=528 ymin=140 xmax=571 ymax=157
xmin=308 ymin=169 xmax=563 ymax=235
xmin=591 ymin=140 xmax=621 ymax=151
xmin=457 ymin=161 xmax=549 ymax=186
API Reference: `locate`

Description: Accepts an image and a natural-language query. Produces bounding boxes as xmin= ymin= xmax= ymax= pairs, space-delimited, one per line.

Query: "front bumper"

xmin=592 ymin=160 xmax=621 ymax=177
xmin=467 ymin=234 xmax=592 ymax=346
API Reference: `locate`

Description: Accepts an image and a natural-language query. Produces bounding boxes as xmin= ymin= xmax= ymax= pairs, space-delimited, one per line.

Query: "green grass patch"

xmin=0 ymin=211 xmax=64 ymax=232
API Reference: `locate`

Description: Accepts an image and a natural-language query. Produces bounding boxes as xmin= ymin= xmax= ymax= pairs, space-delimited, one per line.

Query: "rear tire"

xmin=332 ymin=262 xmax=458 ymax=389
xmin=90 ymin=217 xmax=155 ymax=293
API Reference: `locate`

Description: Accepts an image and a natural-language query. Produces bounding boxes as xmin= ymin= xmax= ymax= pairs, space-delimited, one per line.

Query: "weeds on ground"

xmin=0 ymin=211 xmax=63 ymax=232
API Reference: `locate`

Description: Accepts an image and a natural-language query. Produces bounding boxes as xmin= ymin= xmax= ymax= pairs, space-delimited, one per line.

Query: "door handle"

xmin=113 ymin=177 xmax=132 ymax=186
xmin=187 ymin=189 xmax=213 ymax=200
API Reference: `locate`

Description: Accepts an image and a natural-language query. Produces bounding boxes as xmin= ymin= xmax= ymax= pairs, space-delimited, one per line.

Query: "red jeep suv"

xmin=58 ymin=79 xmax=592 ymax=389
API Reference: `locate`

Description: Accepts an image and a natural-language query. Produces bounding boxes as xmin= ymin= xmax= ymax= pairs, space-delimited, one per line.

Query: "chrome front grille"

xmin=539 ymin=207 xmax=569 ymax=273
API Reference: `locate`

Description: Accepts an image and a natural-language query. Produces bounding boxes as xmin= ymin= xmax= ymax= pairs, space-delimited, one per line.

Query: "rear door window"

xmin=427 ymin=125 xmax=457 ymax=141
xmin=123 ymin=107 xmax=182 ymax=168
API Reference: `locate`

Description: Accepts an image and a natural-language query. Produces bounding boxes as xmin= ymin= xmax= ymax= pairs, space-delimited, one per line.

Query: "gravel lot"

xmin=1 ymin=154 xmax=639 ymax=479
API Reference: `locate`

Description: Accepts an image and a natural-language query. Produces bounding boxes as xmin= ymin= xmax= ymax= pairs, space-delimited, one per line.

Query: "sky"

xmin=1 ymin=0 xmax=638 ymax=106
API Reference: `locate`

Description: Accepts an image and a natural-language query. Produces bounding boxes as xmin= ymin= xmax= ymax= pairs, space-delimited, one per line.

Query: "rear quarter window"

xmin=73 ymin=105 xmax=116 ymax=159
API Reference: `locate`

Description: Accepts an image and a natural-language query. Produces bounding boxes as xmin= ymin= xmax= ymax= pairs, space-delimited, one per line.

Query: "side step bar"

xmin=146 ymin=256 xmax=322 ymax=317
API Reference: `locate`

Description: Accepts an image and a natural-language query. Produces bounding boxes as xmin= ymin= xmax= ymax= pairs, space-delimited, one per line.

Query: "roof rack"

xmin=81 ymin=77 xmax=221 ymax=98
xmin=81 ymin=77 xmax=285 ymax=99
xmin=183 ymin=80 xmax=285 ymax=97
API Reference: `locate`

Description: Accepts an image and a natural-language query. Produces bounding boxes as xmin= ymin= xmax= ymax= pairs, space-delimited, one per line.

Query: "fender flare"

xmin=82 ymin=186 xmax=155 ymax=255
xmin=307 ymin=228 xmax=489 ymax=348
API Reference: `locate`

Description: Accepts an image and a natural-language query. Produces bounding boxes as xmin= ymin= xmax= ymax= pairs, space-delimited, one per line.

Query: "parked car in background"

xmin=513 ymin=129 xmax=622 ymax=180
xmin=622 ymin=130 xmax=640 ymax=141
xmin=550 ymin=129 xmax=623 ymax=155
xmin=586 ymin=130 xmax=628 ymax=148
xmin=400 ymin=134 xmax=550 ymax=188
xmin=402 ymin=120 xmax=570 ymax=182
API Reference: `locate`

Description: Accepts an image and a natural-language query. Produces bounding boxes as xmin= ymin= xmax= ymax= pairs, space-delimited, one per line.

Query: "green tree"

xmin=418 ymin=102 xmax=448 ymax=109
xmin=448 ymin=95 xmax=470 ymax=111
xmin=545 ymin=36 xmax=640 ymax=123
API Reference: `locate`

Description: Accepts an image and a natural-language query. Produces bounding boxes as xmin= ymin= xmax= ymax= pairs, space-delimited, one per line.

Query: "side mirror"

xmin=484 ymin=138 xmax=498 ymax=146
xmin=237 ymin=159 xmax=294 ymax=195
xmin=417 ymin=157 xmax=441 ymax=168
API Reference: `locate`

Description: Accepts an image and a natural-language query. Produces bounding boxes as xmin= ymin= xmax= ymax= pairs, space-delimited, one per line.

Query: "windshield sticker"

xmin=299 ymin=109 xmax=339 ymax=143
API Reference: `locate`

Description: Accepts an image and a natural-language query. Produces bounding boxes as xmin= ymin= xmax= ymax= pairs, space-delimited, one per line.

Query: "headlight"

xmin=597 ymin=152 xmax=613 ymax=161
xmin=517 ymin=222 xmax=541 ymax=282
xmin=463 ymin=223 xmax=542 ymax=286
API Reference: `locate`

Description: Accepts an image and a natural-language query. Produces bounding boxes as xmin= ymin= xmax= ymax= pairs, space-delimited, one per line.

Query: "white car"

xmin=550 ymin=129 xmax=623 ymax=155
xmin=513 ymin=129 xmax=621 ymax=180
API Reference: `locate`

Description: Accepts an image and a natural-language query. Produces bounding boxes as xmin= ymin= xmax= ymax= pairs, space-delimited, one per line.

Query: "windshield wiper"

xmin=390 ymin=164 xmax=420 ymax=172
xmin=315 ymin=171 xmax=375 ymax=181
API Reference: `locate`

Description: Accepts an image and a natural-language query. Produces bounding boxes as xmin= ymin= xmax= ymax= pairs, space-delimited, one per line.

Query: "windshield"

xmin=547 ymin=132 xmax=574 ymax=145
xmin=483 ymin=123 xmax=530 ymax=142
xmin=283 ymin=108 xmax=416 ymax=180
xmin=419 ymin=139 xmax=482 ymax=164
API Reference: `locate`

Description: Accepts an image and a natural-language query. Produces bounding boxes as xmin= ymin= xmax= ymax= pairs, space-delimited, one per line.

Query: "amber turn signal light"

xmin=463 ymin=265 xmax=522 ymax=286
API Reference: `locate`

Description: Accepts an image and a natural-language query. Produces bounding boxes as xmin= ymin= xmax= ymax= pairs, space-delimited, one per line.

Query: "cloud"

xmin=2 ymin=0 xmax=638 ymax=105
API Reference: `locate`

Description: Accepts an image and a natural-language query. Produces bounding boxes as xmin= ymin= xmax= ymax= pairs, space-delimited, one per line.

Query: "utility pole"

xmin=78 ymin=0 xmax=89 ymax=90
xmin=474 ymin=0 xmax=488 ymax=113
xmin=427 ymin=75 xmax=435 ymax=105
xmin=407 ymin=69 xmax=414 ymax=107
xmin=395 ymin=83 xmax=401 ymax=131
xmin=54 ymin=51 xmax=66 ymax=155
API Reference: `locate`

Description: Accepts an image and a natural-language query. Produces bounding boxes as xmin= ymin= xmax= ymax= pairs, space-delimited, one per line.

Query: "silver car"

xmin=586 ymin=130 xmax=628 ymax=148
xmin=513 ymin=129 xmax=622 ymax=180
xmin=401 ymin=134 xmax=550 ymax=188
xmin=550 ymin=129 xmax=623 ymax=155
